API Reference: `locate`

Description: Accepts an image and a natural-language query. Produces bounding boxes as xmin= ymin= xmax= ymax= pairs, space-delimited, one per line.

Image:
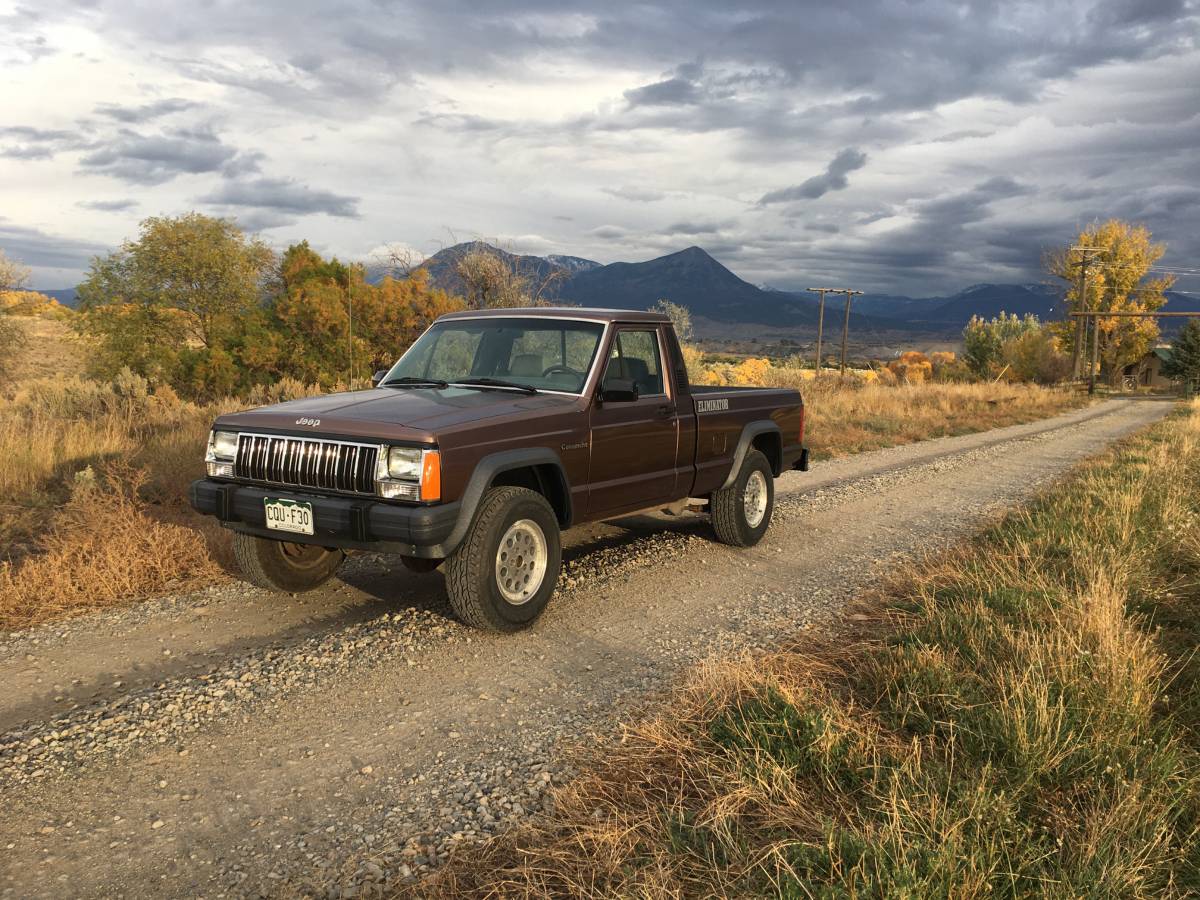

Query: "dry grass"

xmin=0 ymin=465 xmax=229 ymax=628
xmin=0 ymin=370 xmax=327 ymax=630
xmin=2 ymin=315 xmax=86 ymax=386
xmin=686 ymin=350 xmax=1087 ymax=458
xmin=0 ymin=374 xmax=238 ymax=628
xmin=413 ymin=402 xmax=1200 ymax=898
xmin=797 ymin=376 xmax=1086 ymax=459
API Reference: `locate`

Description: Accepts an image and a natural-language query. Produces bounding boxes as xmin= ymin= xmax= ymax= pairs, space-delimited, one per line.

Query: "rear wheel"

xmin=232 ymin=533 xmax=345 ymax=594
xmin=445 ymin=487 xmax=561 ymax=631
xmin=710 ymin=448 xmax=774 ymax=547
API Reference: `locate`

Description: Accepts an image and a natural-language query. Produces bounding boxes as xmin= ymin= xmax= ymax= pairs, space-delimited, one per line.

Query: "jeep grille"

xmin=234 ymin=434 xmax=379 ymax=495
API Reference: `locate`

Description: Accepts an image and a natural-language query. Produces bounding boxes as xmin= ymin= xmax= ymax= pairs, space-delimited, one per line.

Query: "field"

xmin=0 ymin=317 xmax=1085 ymax=631
xmin=792 ymin=375 xmax=1084 ymax=459
xmin=417 ymin=402 xmax=1200 ymax=897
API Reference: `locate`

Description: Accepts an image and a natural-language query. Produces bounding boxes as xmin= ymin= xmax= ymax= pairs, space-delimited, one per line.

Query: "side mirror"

xmin=601 ymin=378 xmax=639 ymax=403
xmin=371 ymin=370 xmax=389 ymax=388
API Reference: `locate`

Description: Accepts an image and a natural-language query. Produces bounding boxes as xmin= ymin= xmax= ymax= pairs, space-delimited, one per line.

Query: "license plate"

xmin=263 ymin=498 xmax=314 ymax=535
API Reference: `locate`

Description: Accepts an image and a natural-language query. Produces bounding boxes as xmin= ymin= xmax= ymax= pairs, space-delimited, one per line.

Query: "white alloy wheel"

xmin=743 ymin=469 xmax=769 ymax=528
xmin=494 ymin=518 xmax=548 ymax=604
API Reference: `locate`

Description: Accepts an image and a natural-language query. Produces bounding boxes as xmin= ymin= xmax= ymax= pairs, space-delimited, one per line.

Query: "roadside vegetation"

xmin=416 ymin=402 xmax=1200 ymax=898
xmin=0 ymin=315 xmax=1084 ymax=631
xmin=0 ymin=215 xmax=1170 ymax=630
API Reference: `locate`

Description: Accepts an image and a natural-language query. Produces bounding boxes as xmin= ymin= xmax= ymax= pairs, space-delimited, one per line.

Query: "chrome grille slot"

xmin=235 ymin=434 xmax=379 ymax=494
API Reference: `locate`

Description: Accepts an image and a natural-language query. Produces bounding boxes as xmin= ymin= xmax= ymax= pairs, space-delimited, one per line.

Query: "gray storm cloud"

xmin=1 ymin=0 xmax=1197 ymax=294
xmin=759 ymin=149 xmax=869 ymax=204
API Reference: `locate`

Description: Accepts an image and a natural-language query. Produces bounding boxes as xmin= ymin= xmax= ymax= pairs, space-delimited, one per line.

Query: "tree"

xmin=0 ymin=249 xmax=31 ymax=379
xmin=76 ymin=213 xmax=276 ymax=389
xmin=1162 ymin=320 xmax=1200 ymax=386
xmin=962 ymin=312 xmax=1042 ymax=377
xmin=456 ymin=247 xmax=528 ymax=309
xmin=454 ymin=244 xmax=563 ymax=309
xmin=1046 ymin=220 xmax=1174 ymax=384
xmin=269 ymin=243 xmax=463 ymax=386
xmin=1000 ymin=327 xmax=1071 ymax=384
xmin=0 ymin=248 xmax=31 ymax=291
xmin=649 ymin=299 xmax=693 ymax=343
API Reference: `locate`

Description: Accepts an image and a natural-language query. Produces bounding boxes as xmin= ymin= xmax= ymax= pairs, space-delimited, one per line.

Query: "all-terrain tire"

xmin=710 ymin=448 xmax=774 ymax=547
xmin=445 ymin=487 xmax=562 ymax=632
xmin=232 ymin=532 xmax=345 ymax=594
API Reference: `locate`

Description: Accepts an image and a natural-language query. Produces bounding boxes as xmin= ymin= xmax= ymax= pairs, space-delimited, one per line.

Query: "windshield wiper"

xmin=452 ymin=377 xmax=539 ymax=395
xmin=380 ymin=376 xmax=450 ymax=389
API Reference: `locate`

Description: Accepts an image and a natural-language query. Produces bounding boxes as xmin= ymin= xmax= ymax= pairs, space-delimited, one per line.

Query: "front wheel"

xmin=445 ymin=487 xmax=562 ymax=631
xmin=232 ymin=533 xmax=345 ymax=594
xmin=710 ymin=448 xmax=774 ymax=547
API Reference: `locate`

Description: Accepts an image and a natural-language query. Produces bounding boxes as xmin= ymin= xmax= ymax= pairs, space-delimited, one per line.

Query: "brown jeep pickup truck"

xmin=190 ymin=307 xmax=808 ymax=630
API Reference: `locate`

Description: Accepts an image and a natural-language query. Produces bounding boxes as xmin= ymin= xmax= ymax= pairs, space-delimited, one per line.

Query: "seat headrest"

xmin=510 ymin=353 xmax=543 ymax=377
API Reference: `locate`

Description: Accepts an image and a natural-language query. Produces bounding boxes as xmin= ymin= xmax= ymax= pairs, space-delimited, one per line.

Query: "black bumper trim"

xmin=782 ymin=445 xmax=809 ymax=472
xmin=189 ymin=479 xmax=461 ymax=557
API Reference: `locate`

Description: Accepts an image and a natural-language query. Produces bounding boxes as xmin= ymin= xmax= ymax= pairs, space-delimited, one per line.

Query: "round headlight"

xmin=386 ymin=446 xmax=422 ymax=480
xmin=210 ymin=430 xmax=239 ymax=460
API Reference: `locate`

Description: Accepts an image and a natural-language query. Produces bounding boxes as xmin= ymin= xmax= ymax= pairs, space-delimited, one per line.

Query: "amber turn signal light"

xmin=421 ymin=450 xmax=442 ymax=502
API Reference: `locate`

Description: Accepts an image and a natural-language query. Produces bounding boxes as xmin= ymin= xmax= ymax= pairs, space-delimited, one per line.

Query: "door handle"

xmin=656 ymin=404 xmax=674 ymax=418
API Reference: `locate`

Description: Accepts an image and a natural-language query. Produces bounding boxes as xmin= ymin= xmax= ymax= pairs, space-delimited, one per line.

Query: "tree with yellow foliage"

xmin=1046 ymin=220 xmax=1174 ymax=384
xmin=269 ymin=242 xmax=463 ymax=386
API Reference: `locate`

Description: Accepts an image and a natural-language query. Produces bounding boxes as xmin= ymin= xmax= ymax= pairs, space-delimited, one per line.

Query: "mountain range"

xmin=40 ymin=242 xmax=1197 ymax=336
xmin=415 ymin=241 xmax=1199 ymax=335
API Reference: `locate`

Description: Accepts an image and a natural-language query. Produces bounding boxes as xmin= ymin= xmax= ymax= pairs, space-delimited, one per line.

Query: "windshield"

xmin=383 ymin=317 xmax=606 ymax=394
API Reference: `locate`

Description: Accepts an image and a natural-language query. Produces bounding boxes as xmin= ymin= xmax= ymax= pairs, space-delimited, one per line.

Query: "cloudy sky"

xmin=2 ymin=0 xmax=1198 ymax=296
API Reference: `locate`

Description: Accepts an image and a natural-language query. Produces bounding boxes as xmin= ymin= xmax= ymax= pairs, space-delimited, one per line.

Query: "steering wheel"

xmin=542 ymin=364 xmax=584 ymax=379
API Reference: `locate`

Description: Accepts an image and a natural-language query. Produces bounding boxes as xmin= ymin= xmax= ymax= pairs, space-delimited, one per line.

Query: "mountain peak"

xmin=671 ymin=245 xmax=715 ymax=260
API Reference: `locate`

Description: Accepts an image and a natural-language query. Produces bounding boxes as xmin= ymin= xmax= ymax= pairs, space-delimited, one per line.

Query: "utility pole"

xmin=838 ymin=289 xmax=863 ymax=375
xmin=1070 ymin=247 xmax=1103 ymax=382
xmin=1089 ymin=305 xmax=1101 ymax=395
xmin=343 ymin=264 xmax=355 ymax=386
xmin=806 ymin=288 xmax=833 ymax=376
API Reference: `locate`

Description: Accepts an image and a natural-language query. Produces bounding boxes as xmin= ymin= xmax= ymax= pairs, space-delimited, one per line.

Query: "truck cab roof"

xmin=438 ymin=307 xmax=671 ymax=324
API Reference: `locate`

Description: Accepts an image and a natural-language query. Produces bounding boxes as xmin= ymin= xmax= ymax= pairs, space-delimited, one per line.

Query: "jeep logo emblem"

xmin=295 ymin=417 xmax=321 ymax=427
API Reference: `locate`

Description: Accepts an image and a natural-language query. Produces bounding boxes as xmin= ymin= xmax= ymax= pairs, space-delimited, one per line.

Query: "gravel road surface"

xmin=0 ymin=398 xmax=1171 ymax=899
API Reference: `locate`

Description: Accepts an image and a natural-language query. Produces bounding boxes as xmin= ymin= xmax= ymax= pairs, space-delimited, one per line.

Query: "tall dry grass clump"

xmin=0 ymin=465 xmax=228 ymax=628
xmin=0 ymin=371 xmax=330 ymax=630
xmin=417 ymin=403 xmax=1200 ymax=898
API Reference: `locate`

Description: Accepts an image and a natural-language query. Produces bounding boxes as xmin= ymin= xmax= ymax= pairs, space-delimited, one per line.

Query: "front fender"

xmin=433 ymin=448 xmax=571 ymax=558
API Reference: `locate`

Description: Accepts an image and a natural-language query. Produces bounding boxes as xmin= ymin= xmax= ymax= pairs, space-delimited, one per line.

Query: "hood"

xmin=214 ymin=386 xmax=579 ymax=442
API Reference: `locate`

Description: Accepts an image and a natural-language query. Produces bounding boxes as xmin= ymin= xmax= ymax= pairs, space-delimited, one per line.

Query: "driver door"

xmin=586 ymin=327 xmax=680 ymax=517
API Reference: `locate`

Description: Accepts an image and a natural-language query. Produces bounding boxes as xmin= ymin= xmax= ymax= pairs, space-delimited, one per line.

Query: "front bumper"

xmin=189 ymin=479 xmax=460 ymax=557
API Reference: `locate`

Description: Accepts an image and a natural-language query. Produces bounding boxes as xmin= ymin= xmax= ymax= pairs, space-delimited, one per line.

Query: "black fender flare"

xmin=435 ymin=448 xmax=571 ymax=557
xmin=719 ymin=420 xmax=782 ymax=490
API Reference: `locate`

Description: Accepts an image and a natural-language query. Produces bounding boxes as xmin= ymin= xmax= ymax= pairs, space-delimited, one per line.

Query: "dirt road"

xmin=0 ymin=398 xmax=1172 ymax=899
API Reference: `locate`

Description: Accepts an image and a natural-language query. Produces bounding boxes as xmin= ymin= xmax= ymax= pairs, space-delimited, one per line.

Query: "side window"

xmin=602 ymin=329 xmax=664 ymax=396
